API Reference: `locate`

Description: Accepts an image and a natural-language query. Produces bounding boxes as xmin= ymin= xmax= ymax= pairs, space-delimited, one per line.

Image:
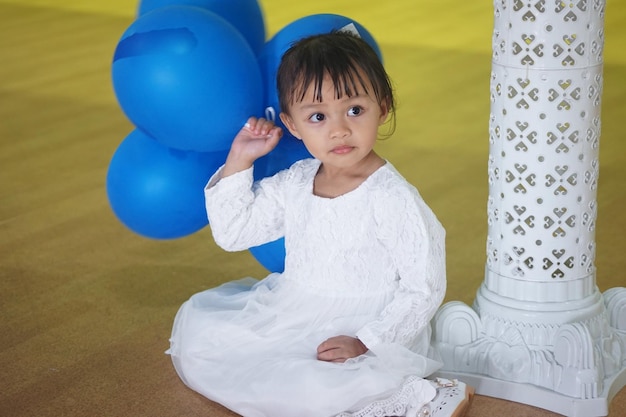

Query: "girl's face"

xmin=279 ymin=73 xmax=389 ymax=172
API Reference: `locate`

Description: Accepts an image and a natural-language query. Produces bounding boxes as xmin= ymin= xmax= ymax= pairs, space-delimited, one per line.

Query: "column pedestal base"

xmin=431 ymin=287 xmax=626 ymax=416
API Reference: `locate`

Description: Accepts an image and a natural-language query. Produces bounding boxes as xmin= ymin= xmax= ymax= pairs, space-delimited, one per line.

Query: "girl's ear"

xmin=279 ymin=113 xmax=302 ymax=140
xmin=378 ymin=98 xmax=390 ymax=125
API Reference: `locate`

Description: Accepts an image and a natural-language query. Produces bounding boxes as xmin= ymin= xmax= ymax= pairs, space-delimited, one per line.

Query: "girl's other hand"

xmin=317 ymin=335 xmax=368 ymax=363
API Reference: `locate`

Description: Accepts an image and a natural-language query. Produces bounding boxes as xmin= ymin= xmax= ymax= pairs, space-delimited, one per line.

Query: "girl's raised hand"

xmin=222 ymin=117 xmax=283 ymax=177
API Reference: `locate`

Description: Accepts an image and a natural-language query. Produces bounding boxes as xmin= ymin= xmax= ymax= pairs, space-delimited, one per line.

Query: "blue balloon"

xmin=106 ymin=129 xmax=227 ymax=239
xmin=249 ymin=238 xmax=286 ymax=273
xmin=136 ymin=0 xmax=266 ymax=55
xmin=257 ymin=14 xmax=382 ymax=139
xmin=112 ymin=6 xmax=263 ymax=152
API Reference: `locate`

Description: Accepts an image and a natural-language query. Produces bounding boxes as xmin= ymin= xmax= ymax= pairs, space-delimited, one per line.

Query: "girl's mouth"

xmin=331 ymin=145 xmax=353 ymax=154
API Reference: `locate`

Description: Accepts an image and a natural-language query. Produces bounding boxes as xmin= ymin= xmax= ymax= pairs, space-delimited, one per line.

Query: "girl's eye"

xmin=308 ymin=113 xmax=325 ymax=123
xmin=348 ymin=106 xmax=362 ymax=116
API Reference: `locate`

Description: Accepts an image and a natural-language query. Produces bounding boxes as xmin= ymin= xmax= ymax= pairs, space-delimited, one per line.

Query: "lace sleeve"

xmin=356 ymin=186 xmax=446 ymax=351
xmin=204 ymin=166 xmax=288 ymax=251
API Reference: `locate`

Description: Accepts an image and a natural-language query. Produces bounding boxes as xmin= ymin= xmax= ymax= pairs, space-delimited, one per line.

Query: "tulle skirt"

xmin=167 ymin=274 xmax=441 ymax=417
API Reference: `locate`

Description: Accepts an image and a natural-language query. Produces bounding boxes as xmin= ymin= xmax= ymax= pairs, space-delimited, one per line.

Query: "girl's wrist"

xmin=222 ymin=153 xmax=255 ymax=178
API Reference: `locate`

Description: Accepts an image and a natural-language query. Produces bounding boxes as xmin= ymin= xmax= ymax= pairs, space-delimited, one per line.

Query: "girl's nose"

xmin=329 ymin=119 xmax=350 ymax=140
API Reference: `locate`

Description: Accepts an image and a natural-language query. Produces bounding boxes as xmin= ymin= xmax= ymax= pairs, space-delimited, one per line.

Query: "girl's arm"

xmin=205 ymin=117 xmax=286 ymax=251
xmin=356 ymin=187 xmax=447 ymax=352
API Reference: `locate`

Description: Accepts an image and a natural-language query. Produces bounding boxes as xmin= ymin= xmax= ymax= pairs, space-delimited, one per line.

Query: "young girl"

xmin=168 ymin=31 xmax=472 ymax=417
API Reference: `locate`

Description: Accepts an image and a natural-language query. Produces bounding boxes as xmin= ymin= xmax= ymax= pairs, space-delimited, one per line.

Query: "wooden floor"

xmin=0 ymin=0 xmax=624 ymax=416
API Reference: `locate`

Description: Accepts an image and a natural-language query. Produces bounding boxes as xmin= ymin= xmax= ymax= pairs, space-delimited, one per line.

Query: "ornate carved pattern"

xmin=486 ymin=0 xmax=603 ymax=295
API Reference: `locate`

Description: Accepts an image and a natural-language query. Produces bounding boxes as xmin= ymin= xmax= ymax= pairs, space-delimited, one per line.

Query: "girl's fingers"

xmin=243 ymin=120 xmax=276 ymax=137
xmin=257 ymin=119 xmax=275 ymax=136
xmin=269 ymin=126 xmax=283 ymax=139
xmin=317 ymin=348 xmax=348 ymax=363
xmin=243 ymin=116 xmax=257 ymax=130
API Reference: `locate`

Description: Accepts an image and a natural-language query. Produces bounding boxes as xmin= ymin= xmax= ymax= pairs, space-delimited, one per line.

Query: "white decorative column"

xmin=431 ymin=1 xmax=626 ymax=416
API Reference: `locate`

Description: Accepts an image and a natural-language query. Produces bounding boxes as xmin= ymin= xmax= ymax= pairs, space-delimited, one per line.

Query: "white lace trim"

xmin=335 ymin=376 xmax=432 ymax=417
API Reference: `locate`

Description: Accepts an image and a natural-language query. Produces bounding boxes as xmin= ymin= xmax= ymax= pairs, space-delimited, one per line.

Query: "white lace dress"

xmin=167 ymin=158 xmax=447 ymax=417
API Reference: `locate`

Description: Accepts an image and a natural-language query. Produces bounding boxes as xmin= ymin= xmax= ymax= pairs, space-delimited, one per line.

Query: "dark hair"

xmin=276 ymin=30 xmax=396 ymax=135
